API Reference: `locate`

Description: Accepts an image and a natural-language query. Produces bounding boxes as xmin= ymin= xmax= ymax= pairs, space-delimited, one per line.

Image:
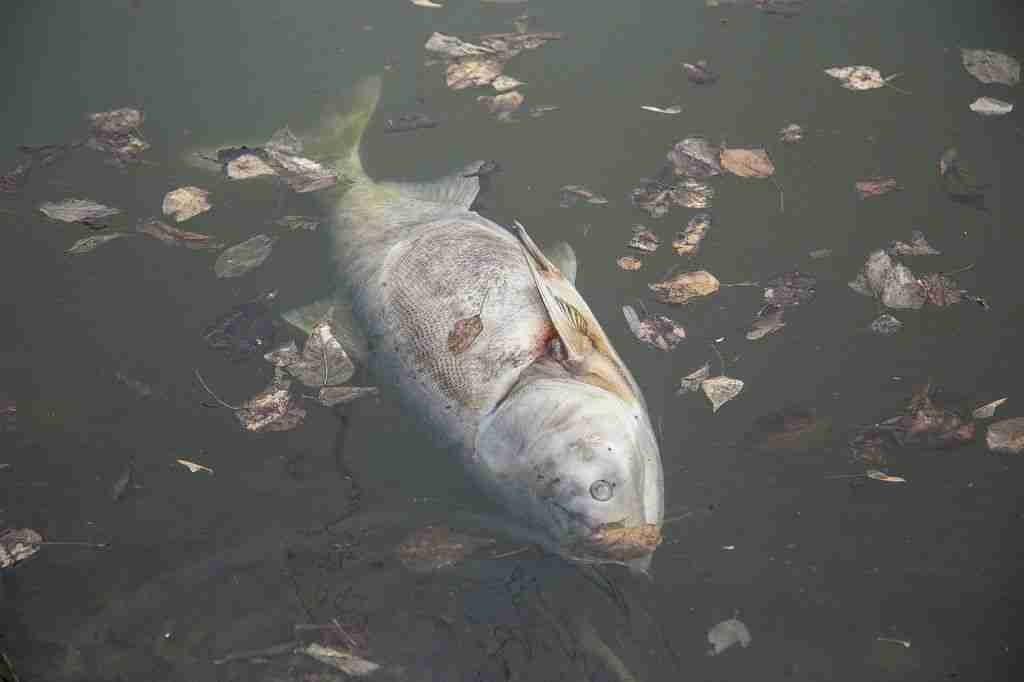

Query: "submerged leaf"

xmin=869 ymin=314 xmax=903 ymax=335
xmin=720 ymin=148 xmax=775 ymax=178
xmin=986 ymin=417 xmax=1024 ymax=454
xmin=622 ymin=305 xmax=686 ymax=350
xmin=66 ymin=232 xmax=130 ymax=255
xmin=849 ymin=250 xmax=926 ymax=310
xmin=889 ymin=230 xmax=939 ymax=256
xmin=855 ymin=177 xmax=901 ymax=199
xmin=961 ymin=49 xmax=1021 ymax=86
xmin=649 ymin=270 xmax=720 ymax=304
xmin=39 ymin=198 xmax=122 ymax=224
xmin=162 ymin=186 xmax=211 ymax=222
xmin=396 ymin=525 xmax=496 ymax=572
xmin=445 ymin=58 xmax=505 ymax=90
xmin=137 ymin=218 xmax=223 ymax=250
xmin=628 ymin=226 xmax=660 ymax=252
xmin=972 ymin=398 xmax=1008 ymax=420
xmin=203 ymin=291 xmax=282 ymax=357
xmin=969 ymin=96 xmax=1013 ymax=116
xmin=1 ymin=528 xmax=43 ymax=569
xmin=425 ymin=32 xmax=495 ymax=59
xmin=672 ymin=213 xmax=711 ymax=256
xmin=668 ymin=137 xmax=723 ymax=178
xmin=746 ymin=306 xmax=786 ymax=340
xmin=678 ymin=364 xmax=711 ymax=394
xmin=778 ymin=123 xmax=804 ymax=144
xmin=701 ymin=376 xmax=744 ymax=412
xmin=283 ymin=321 xmax=357 ymax=388
xmin=919 ymin=273 xmax=964 ymax=307
xmin=225 ymin=152 xmax=276 ymax=179
xmin=214 ymin=235 xmax=275 ymax=278
xmin=383 ymin=112 xmax=440 ymax=133
xmin=559 ymin=184 xmax=609 ymax=207
xmin=683 ymin=60 xmax=719 ymax=84
xmin=317 ymin=385 xmax=379 ymax=407
xmin=274 ymin=215 xmax=320 ymax=231
xmin=492 ymin=75 xmax=525 ymax=92
xmin=707 ymin=618 xmax=751 ymax=655
xmin=478 ymin=90 xmax=524 ymax=121
xmin=301 ymin=643 xmax=380 ymax=677
xmin=262 ymin=149 xmax=339 ymax=193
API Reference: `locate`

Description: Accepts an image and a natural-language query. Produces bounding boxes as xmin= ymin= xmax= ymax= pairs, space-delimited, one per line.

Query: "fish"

xmin=283 ymin=77 xmax=665 ymax=572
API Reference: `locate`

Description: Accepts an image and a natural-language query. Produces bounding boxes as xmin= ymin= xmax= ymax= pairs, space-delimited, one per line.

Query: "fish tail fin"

xmin=307 ymin=75 xmax=382 ymax=183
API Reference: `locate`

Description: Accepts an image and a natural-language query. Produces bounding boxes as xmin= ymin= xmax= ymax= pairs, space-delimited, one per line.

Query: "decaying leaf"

xmin=641 ymin=105 xmax=682 ymax=115
xmin=919 ymin=273 xmax=964 ymax=307
xmin=477 ymin=90 xmax=524 ymax=121
xmin=972 ymin=398 xmax=1007 ymax=420
xmin=745 ymin=406 xmax=831 ymax=453
xmin=889 ymin=230 xmax=939 ymax=256
xmin=87 ymin=107 xmax=149 ymax=162
xmin=678 ymin=363 xmax=711 ymax=394
xmin=969 ymin=96 xmax=1013 ymax=116
xmin=683 ymin=60 xmax=719 ymax=84
xmin=668 ymin=137 xmax=723 ymax=178
xmin=824 ymin=65 xmax=895 ymax=91
xmin=274 ymin=321 xmax=357 ymax=388
xmin=672 ymin=213 xmax=711 ymax=256
xmin=707 ymin=618 xmax=751 ymax=655
xmin=961 ymin=49 xmax=1020 ymax=86
xmin=849 ymin=250 xmax=926 ymax=310
xmin=426 ymin=30 xmax=562 ymax=92
xmin=214 ymin=234 xmax=275 ymax=278
xmin=628 ymin=226 xmax=660 ymax=252
xmin=746 ymin=305 xmax=786 ymax=340
xmin=702 ymin=376 xmax=744 ymax=412
xmin=492 ymin=75 xmax=525 ymax=92
xmin=162 ymin=186 xmax=211 ymax=222
xmin=631 ymin=173 xmax=715 ymax=217
xmin=939 ymin=147 xmax=990 ymax=210
xmin=559 ymin=184 xmax=609 ymax=207
xmin=301 ymin=642 xmax=380 ymax=676
xmin=675 ymin=178 xmax=715 ymax=208
xmin=852 ymin=384 xmax=976 ymax=459
xmin=204 ymin=291 xmax=282 ymax=357
xmin=317 ymin=386 xmax=379 ymax=407
xmin=39 ymin=198 xmax=122 ymax=224
xmin=176 ymin=459 xmax=214 ymax=474
xmin=855 ymin=177 xmax=901 ymax=199
xmin=779 ymin=123 xmax=804 ymax=144
xmin=622 ymin=305 xmax=686 ymax=350
xmin=224 ymin=152 xmax=276 ymax=179
xmin=764 ymin=271 xmax=816 ymax=308
xmin=986 ymin=417 xmax=1024 ymax=454
xmin=869 ymin=314 xmax=903 ymax=335
xmin=66 ymin=232 xmax=131 ymax=255
xmin=262 ymin=148 xmax=339 ymax=193
xmin=866 ymin=470 xmax=907 ymax=483
xmin=649 ymin=270 xmax=720 ymax=304
xmin=396 ymin=525 xmax=496 ymax=572
xmin=445 ymin=58 xmax=505 ymax=90
xmin=0 ymin=528 xmax=43 ymax=569
xmin=719 ymin=148 xmax=775 ymax=178
xmin=425 ymin=32 xmax=496 ymax=59
xmin=448 ymin=315 xmax=484 ymax=355
xmin=617 ymin=255 xmax=643 ymax=271
xmin=137 ymin=218 xmax=223 ymax=250
xmin=236 ymin=380 xmax=306 ymax=433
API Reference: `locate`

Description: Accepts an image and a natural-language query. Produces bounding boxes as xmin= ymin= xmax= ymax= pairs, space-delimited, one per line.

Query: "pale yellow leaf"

xmin=176 ymin=459 xmax=214 ymax=474
xmin=866 ymin=469 xmax=906 ymax=483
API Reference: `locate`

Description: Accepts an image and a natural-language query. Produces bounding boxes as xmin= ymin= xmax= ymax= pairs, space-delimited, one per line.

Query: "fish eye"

xmin=589 ymin=479 xmax=614 ymax=501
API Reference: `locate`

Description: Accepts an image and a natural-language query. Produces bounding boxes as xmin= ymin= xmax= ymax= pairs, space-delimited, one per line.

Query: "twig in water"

xmin=39 ymin=541 xmax=110 ymax=549
xmin=770 ymin=176 xmax=785 ymax=212
xmin=942 ymin=262 xmax=975 ymax=277
xmin=709 ymin=342 xmax=727 ymax=375
xmin=1 ymin=651 xmax=21 ymax=682
xmin=491 ymin=546 xmax=532 ymax=560
xmin=877 ymin=636 xmax=912 ymax=648
xmin=193 ymin=369 xmax=241 ymax=410
xmin=882 ymin=73 xmax=912 ymax=95
xmin=212 ymin=640 xmax=298 ymax=665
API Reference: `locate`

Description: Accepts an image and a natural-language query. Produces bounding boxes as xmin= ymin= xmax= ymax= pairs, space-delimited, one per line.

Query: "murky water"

xmin=2 ymin=1 xmax=1023 ymax=680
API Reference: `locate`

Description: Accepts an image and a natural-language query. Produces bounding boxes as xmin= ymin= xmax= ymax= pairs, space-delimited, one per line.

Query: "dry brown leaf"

xmin=628 ymin=226 xmax=660 ymax=252
xmin=617 ymin=255 xmax=643 ymax=271
xmin=702 ymin=376 xmax=744 ymax=412
xmin=448 ymin=315 xmax=483 ymax=355
xmin=678 ymin=364 xmax=710 ymax=394
xmin=986 ymin=417 xmax=1024 ymax=454
xmin=137 ymin=218 xmax=223 ymax=250
xmin=856 ymin=177 xmax=901 ymax=199
xmin=396 ymin=525 xmax=496 ymax=572
xmin=649 ymin=270 xmax=720 ymax=304
xmin=0 ymin=528 xmax=43 ymax=569
xmin=972 ymin=398 xmax=1008 ymax=420
xmin=162 ymin=186 xmax=211 ymax=222
xmin=672 ymin=213 xmax=711 ymax=256
xmin=719 ymin=148 xmax=775 ymax=178
xmin=622 ymin=305 xmax=686 ymax=351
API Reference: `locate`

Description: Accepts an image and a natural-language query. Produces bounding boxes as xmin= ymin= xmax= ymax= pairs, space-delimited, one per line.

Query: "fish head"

xmin=476 ymin=367 xmax=664 ymax=569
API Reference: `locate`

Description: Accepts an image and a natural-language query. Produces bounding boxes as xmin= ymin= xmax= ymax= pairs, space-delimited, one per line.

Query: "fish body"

xmin=292 ymin=78 xmax=664 ymax=569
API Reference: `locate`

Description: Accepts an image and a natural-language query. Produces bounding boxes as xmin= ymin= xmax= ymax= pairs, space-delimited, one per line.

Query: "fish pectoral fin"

xmin=282 ymin=293 xmax=368 ymax=366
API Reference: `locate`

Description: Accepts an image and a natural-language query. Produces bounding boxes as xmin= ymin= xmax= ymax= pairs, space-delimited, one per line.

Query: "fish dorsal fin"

xmin=510 ymin=221 xmax=640 ymax=405
xmin=381 ymin=160 xmax=487 ymax=211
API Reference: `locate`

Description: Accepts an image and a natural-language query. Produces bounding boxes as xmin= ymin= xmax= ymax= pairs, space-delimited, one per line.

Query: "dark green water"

xmin=2 ymin=1 xmax=1023 ymax=680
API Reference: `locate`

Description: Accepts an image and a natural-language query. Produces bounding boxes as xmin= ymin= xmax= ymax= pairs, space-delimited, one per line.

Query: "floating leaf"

xmin=87 ymin=107 xmax=149 ymax=161
xmin=919 ymin=273 xmax=964 ymax=307
xmin=425 ymin=32 xmax=495 ymax=59
xmin=961 ymin=49 xmax=1020 ymax=86
xmin=628 ymin=226 xmax=660 ymax=252
xmin=162 ymin=186 xmax=211 ymax=223
xmin=866 ymin=470 xmax=907 ymax=483
xmin=559 ymin=184 xmax=608 ymax=207
xmin=137 ymin=218 xmax=223 ymax=250
xmin=825 ymin=65 xmax=889 ymax=90
xmin=849 ymin=250 xmax=926 ymax=310
xmin=617 ymin=255 xmax=643 ymax=271
xmin=66 ymin=232 xmax=130 ymax=255
xmin=491 ymin=75 xmax=525 ymax=92
xmin=225 ymin=152 xmax=276 ymax=179
xmin=986 ymin=417 xmax=1024 ymax=454
xmin=317 ymin=386 xmax=379 ymax=407
xmin=667 ymin=137 xmax=723 ymax=178
xmin=701 ymin=376 xmax=744 ymax=412
xmin=445 ymin=58 xmax=505 ymax=90
xmin=383 ymin=112 xmax=440 ymax=134
xmin=678 ymin=364 xmax=711 ymax=394
xmin=396 ymin=525 xmax=496 ymax=572
xmin=39 ymin=198 xmax=122 ymax=224
xmin=622 ymin=305 xmax=686 ymax=350
xmin=641 ymin=105 xmax=682 ymax=114
xmin=672 ymin=213 xmax=711 ymax=256
xmin=778 ymin=123 xmax=804 ymax=143
xmin=972 ymin=398 xmax=1008 ymax=420
xmin=275 ymin=215 xmax=320 ymax=231
xmin=869 ymin=314 xmax=903 ymax=335
xmin=707 ymin=618 xmax=751 ymax=655
xmin=889 ymin=230 xmax=939 ymax=256
xmin=0 ymin=528 xmax=43 ymax=569
xmin=262 ymin=149 xmax=339 ymax=193
xmin=683 ymin=60 xmax=719 ymax=84
xmin=808 ymin=248 xmax=832 ymax=259
xmin=176 ymin=459 xmax=213 ymax=474
xmin=969 ymin=96 xmax=1013 ymax=116
xmin=214 ymin=234 xmax=276 ymax=278
xmin=746 ymin=305 xmax=786 ymax=340
xmin=282 ymin=321 xmax=357 ymax=388
xmin=939 ymin=148 xmax=989 ymax=211
xmin=477 ymin=90 xmax=524 ymax=121
xmin=649 ymin=270 xmax=720 ymax=304
xmin=855 ymin=177 xmax=901 ymax=199
xmin=236 ymin=379 xmax=306 ymax=433
xmin=720 ymin=148 xmax=775 ymax=178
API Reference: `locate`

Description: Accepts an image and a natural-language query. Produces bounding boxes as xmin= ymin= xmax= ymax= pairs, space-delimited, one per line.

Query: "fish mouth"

xmin=570 ymin=522 xmax=662 ymax=561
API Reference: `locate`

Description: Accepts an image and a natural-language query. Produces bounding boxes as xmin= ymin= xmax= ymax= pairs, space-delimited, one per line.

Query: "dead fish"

xmin=281 ymin=78 xmax=664 ymax=573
